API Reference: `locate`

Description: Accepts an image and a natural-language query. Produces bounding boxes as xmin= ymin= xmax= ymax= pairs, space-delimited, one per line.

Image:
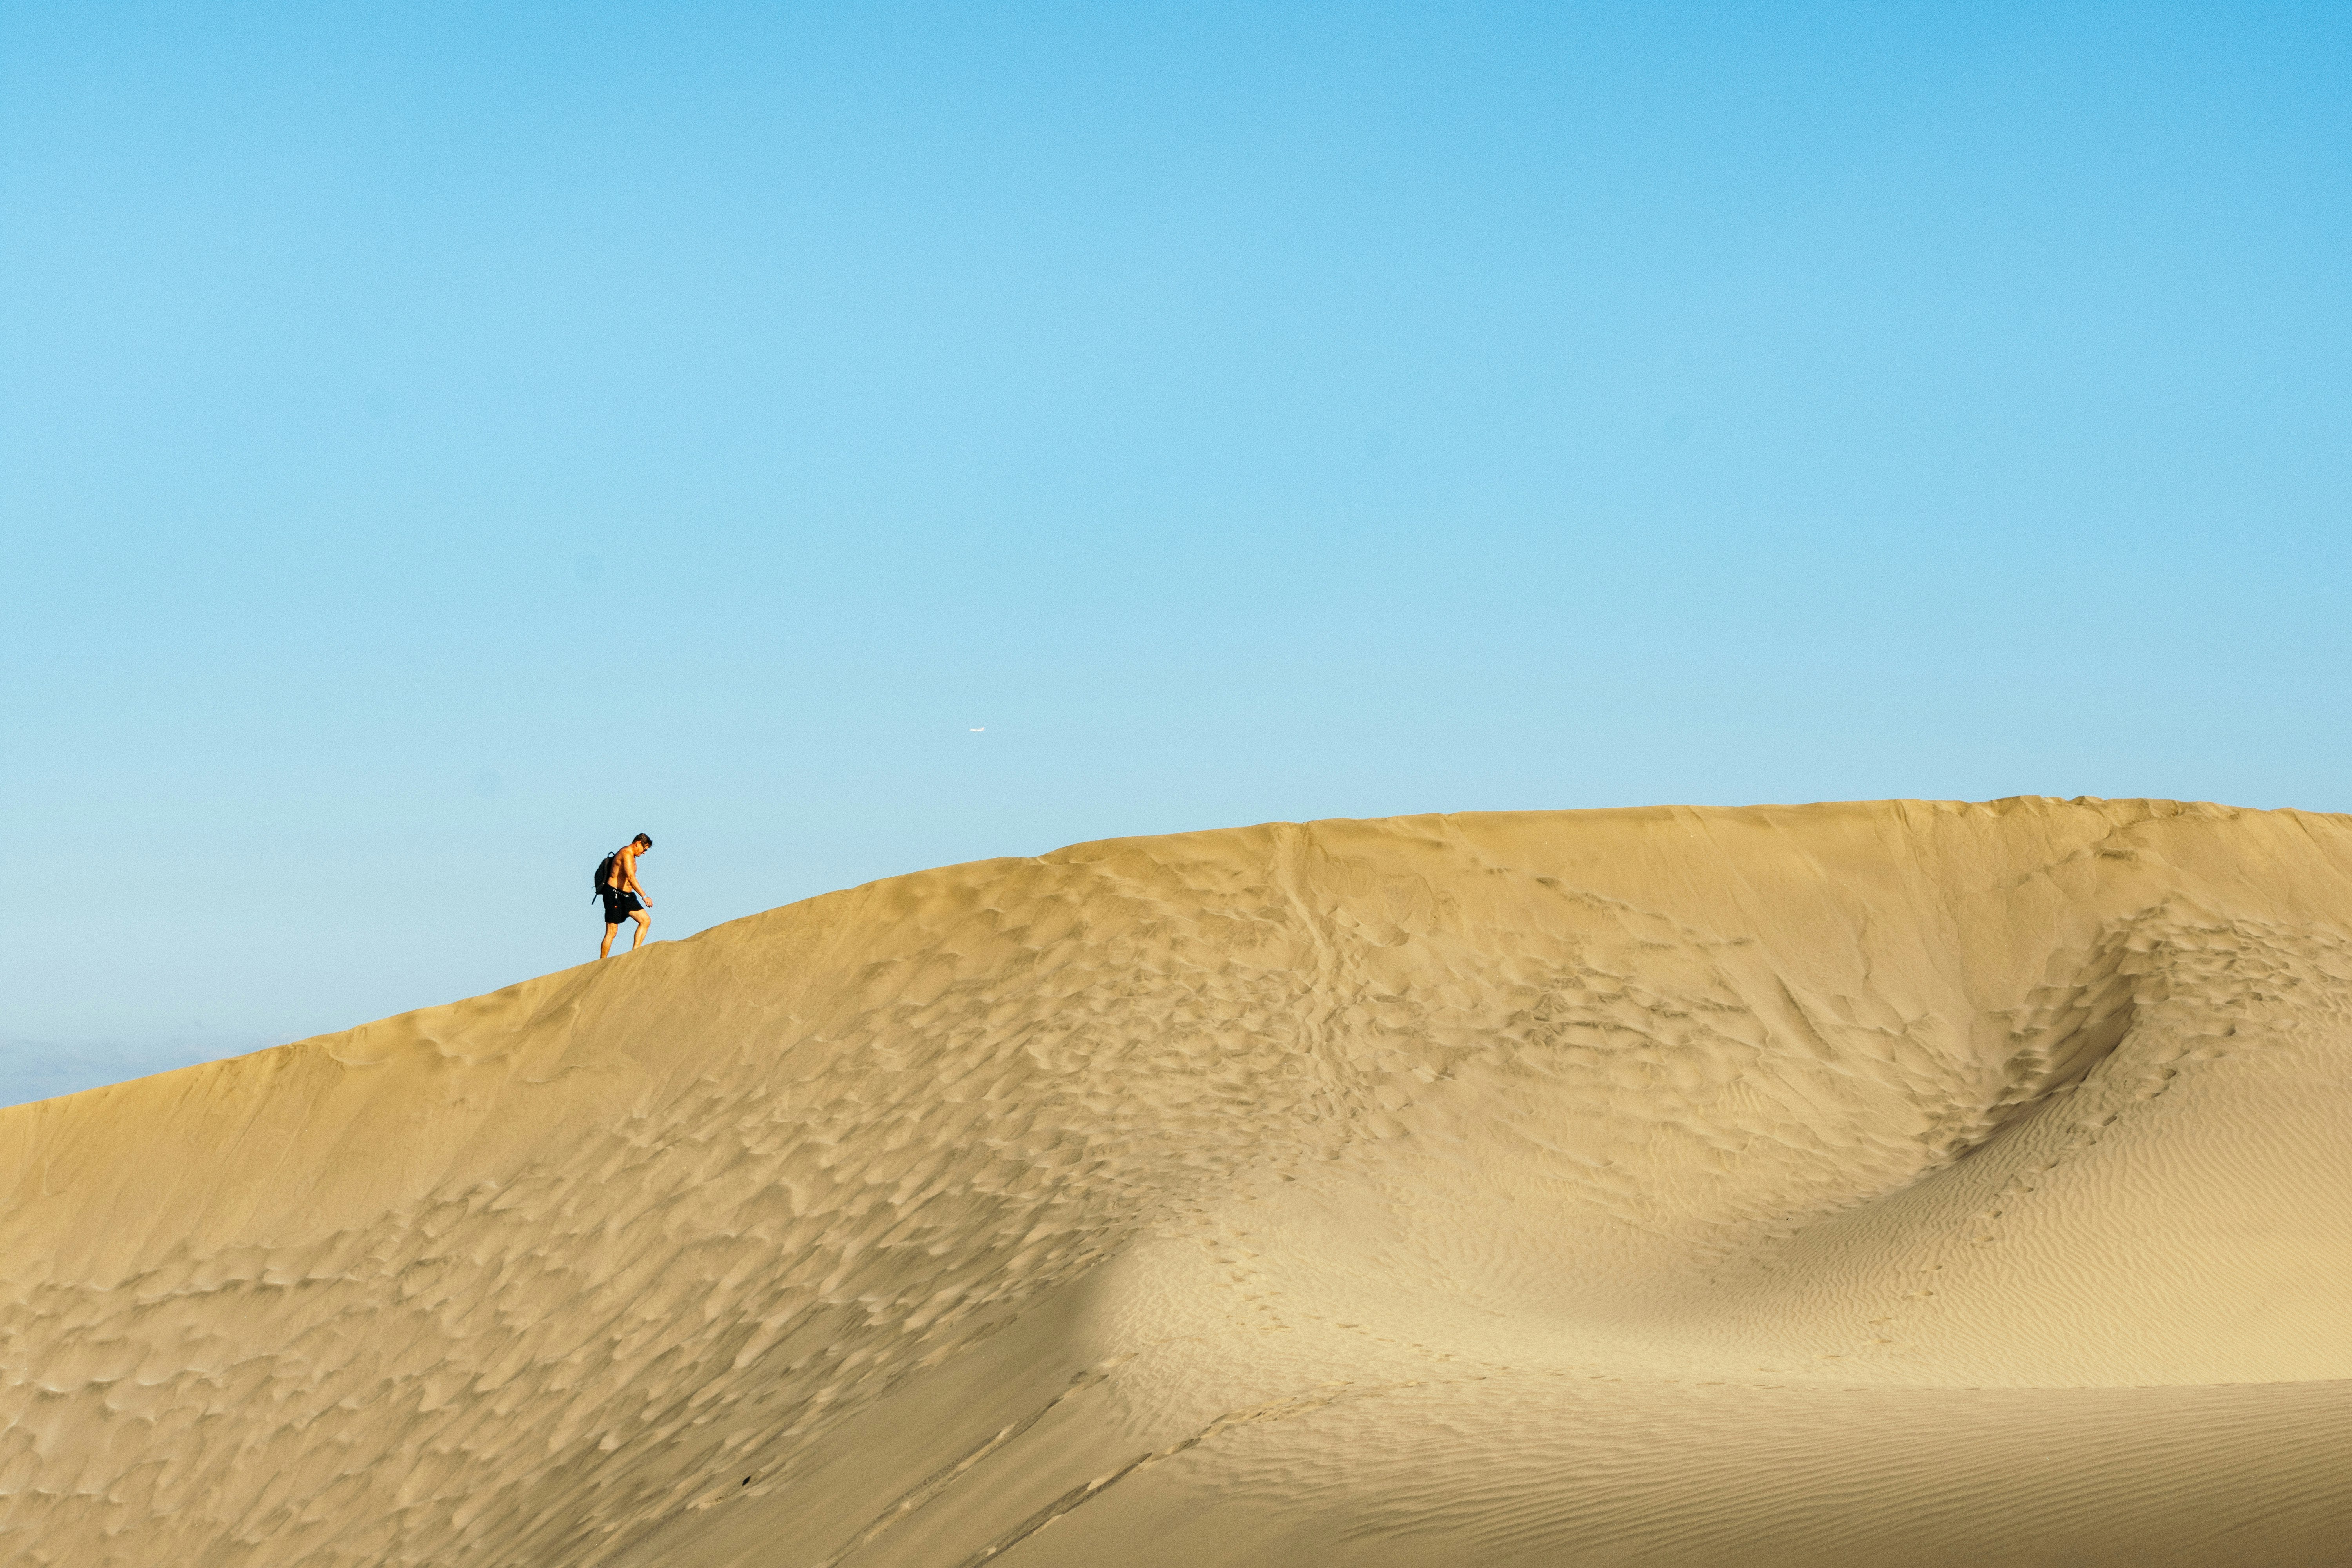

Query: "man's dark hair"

xmin=633 ymin=833 xmax=653 ymax=848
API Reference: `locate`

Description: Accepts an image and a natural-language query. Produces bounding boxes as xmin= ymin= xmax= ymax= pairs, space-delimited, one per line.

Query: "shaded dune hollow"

xmin=7 ymin=799 xmax=2352 ymax=1567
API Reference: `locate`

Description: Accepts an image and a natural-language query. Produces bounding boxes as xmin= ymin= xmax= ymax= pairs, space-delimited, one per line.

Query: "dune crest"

xmin=5 ymin=798 xmax=2350 ymax=1565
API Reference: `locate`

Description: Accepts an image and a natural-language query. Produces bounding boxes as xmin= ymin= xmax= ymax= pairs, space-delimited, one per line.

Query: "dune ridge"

xmin=3 ymin=797 xmax=2350 ymax=1564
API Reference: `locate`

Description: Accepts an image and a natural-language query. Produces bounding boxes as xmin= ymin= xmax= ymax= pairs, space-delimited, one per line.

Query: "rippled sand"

xmin=5 ymin=798 xmax=2349 ymax=1565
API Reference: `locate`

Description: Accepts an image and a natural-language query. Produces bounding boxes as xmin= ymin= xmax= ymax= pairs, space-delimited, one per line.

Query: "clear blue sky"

xmin=5 ymin=2 xmax=2348 ymax=1104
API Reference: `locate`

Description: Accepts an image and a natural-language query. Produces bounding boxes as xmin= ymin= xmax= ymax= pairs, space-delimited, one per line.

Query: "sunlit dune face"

xmin=3 ymin=799 xmax=2349 ymax=1567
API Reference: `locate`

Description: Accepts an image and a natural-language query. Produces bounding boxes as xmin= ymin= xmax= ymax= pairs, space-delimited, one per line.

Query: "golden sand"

xmin=4 ymin=798 xmax=2348 ymax=1564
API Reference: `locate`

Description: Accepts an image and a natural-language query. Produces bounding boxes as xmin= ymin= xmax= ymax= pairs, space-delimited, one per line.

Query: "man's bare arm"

xmin=620 ymin=847 xmax=647 ymax=898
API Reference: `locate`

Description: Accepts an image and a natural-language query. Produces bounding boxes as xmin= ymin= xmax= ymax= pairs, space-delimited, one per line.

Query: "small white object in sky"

xmin=969 ymin=727 xmax=985 ymax=732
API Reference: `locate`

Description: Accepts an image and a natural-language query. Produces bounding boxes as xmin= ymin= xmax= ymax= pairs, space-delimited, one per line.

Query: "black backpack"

xmin=593 ymin=851 xmax=618 ymax=901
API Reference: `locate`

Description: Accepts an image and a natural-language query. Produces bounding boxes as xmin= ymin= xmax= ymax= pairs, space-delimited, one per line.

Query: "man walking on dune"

xmin=598 ymin=833 xmax=654 ymax=957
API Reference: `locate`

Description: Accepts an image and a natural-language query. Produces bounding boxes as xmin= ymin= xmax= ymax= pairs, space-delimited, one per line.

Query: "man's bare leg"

xmin=601 ymin=921 xmax=621 ymax=959
xmin=628 ymin=908 xmax=651 ymax=952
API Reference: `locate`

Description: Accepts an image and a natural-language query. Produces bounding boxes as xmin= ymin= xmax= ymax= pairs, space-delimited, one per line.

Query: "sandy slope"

xmin=4 ymin=798 xmax=2350 ymax=1566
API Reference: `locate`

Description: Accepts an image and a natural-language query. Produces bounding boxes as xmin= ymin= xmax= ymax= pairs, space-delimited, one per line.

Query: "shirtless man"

xmin=600 ymin=833 xmax=654 ymax=957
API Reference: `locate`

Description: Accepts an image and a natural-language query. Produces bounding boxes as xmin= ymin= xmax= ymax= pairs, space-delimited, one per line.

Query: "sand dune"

xmin=4 ymin=798 xmax=2350 ymax=1565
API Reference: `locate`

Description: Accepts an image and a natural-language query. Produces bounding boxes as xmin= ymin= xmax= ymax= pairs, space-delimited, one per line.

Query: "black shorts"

xmin=601 ymin=888 xmax=644 ymax=924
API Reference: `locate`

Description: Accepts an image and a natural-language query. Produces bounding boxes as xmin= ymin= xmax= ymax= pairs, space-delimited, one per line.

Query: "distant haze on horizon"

xmin=6 ymin=1 xmax=2350 ymax=1105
